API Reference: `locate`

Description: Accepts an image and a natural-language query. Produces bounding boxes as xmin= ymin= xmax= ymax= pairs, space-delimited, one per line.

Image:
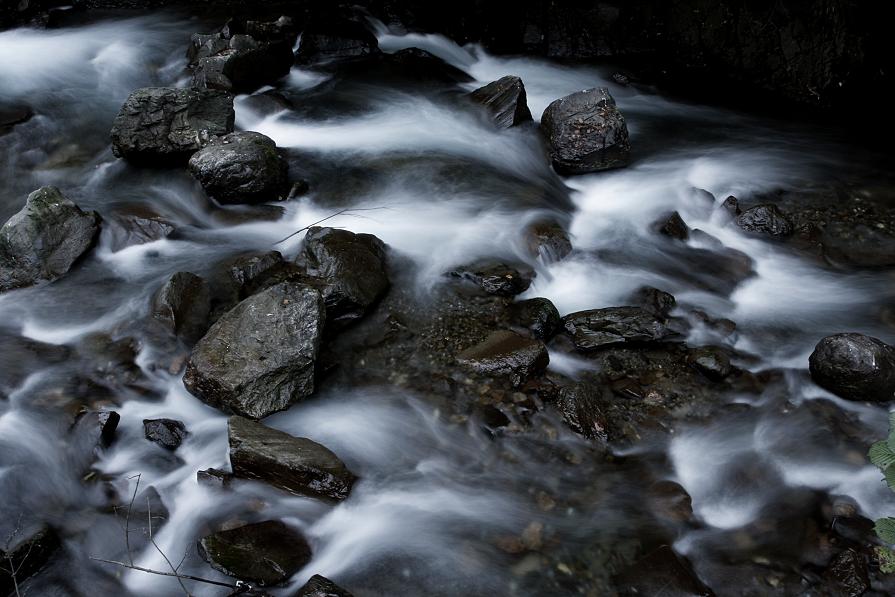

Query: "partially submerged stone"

xmin=563 ymin=306 xmax=679 ymax=351
xmin=457 ymin=330 xmax=549 ymax=385
xmin=736 ymin=204 xmax=793 ymax=237
xmin=687 ymin=346 xmax=732 ymax=381
xmin=809 ymin=333 xmax=895 ymax=402
xmin=652 ymin=210 xmax=690 ymax=240
xmin=449 ymin=261 xmax=535 ymax=297
xmin=143 ymin=418 xmax=189 ymax=451
xmin=151 ymin=271 xmax=211 ymax=344
xmin=0 ymin=522 xmax=59 ymax=594
xmin=295 ymin=19 xmax=380 ymax=64
xmin=188 ymin=131 xmax=288 ymax=204
xmin=469 ymin=75 xmax=533 ymax=128
xmin=556 ymin=383 xmax=610 ymax=441
xmin=296 ymin=575 xmax=355 ymax=597
xmin=507 ymin=297 xmax=562 ymax=340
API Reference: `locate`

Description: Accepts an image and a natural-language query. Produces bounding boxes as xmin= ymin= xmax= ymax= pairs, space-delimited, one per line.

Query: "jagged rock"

xmin=0 ymin=186 xmax=100 ymax=292
xmin=449 ymin=261 xmax=535 ymax=296
xmin=189 ymin=27 xmax=294 ymax=93
xmin=687 ymin=346 xmax=732 ymax=381
xmin=295 ymin=19 xmax=380 ymax=63
xmin=198 ymin=520 xmax=311 ymax=586
xmin=151 ymin=272 xmax=211 ymax=344
xmin=629 ymin=286 xmax=676 ymax=318
xmin=457 ymin=330 xmax=549 ymax=385
xmin=71 ymin=410 xmax=120 ymax=448
xmin=557 ymin=383 xmax=610 ymax=441
xmin=188 ymin=131 xmax=288 ymax=204
xmin=469 ymin=75 xmax=533 ymax=128
xmin=143 ymin=418 xmax=189 ymax=451
xmin=507 ymin=297 xmax=562 ymax=340
xmin=653 ymin=210 xmax=689 ymax=240
xmin=228 ymin=416 xmax=356 ymax=500
xmin=0 ymin=523 xmax=59 ymax=595
xmin=808 ymin=333 xmax=895 ymax=402
xmin=184 ymin=282 xmax=325 ymax=419
xmin=296 ymin=575 xmax=355 ymax=597
xmin=110 ymin=87 xmax=234 ymax=166
xmin=106 ymin=211 xmax=174 ymax=252
xmin=524 ymin=220 xmax=572 ymax=261
xmin=540 ymin=87 xmax=630 ymax=174
xmin=736 ymin=204 xmax=793 ymax=237
xmin=563 ymin=306 xmax=679 ymax=351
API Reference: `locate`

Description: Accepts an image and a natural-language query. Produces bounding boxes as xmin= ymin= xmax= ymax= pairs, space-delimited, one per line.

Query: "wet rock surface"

xmin=105 ymin=211 xmax=175 ymax=252
xmin=188 ymin=131 xmax=288 ymax=204
xmin=151 ymin=271 xmax=211 ymax=344
xmin=449 ymin=261 xmax=535 ymax=297
xmin=457 ymin=330 xmax=549 ymax=386
xmin=469 ymin=75 xmax=533 ymax=129
xmin=653 ymin=210 xmax=690 ymax=240
xmin=563 ymin=306 xmax=680 ymax=351
xmin=0 ymin=523 xmax=59 ymax=595
xmin=295 ymin=18 xmax=380 ymax=64
xmin=736 ymin=203 xmax=794 ymax=237
xmin=809 ymin=333 xmax=895 ymax=402
xmin=143 ymin=418 xmax=188 ymax=450
xmin=296 ymin=575 xmax=355 ymax=597
xmin=507 ymin=297 xmax=562 ymax=340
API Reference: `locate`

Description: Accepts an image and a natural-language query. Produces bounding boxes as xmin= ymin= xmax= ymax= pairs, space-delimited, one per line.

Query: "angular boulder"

xmin=143 ymin=418 xmax=189 ymax=451
xmin=507 ymin=297 xmax=562 ymax=340
xmin=110 ymin=87 xmax=234 ymax=166
xmin=106 ymin=212 xmax=174 ymax=252
xmin=183 ymin=282 xmax=325 ymax=419
xmin=457 ymin=330 xmax=549 ymax=385
xmin=629 ymin=286 xmax=676 ymax=318
xmin=652 ymin=210 xmax=690 ymax=240
xmin=188 ymin=131 xmax=288 ymax=204
xmin=469 ymin=75 xmax=533 ymax=128
xmin=228 ymin=416 xmax=356 ymax=500
xmin=189 ymin=26 xmax=295 ymax=93
xmin=540 ymin=87 xmax=630 ymax=174
xmin=151 ymin=271 xmax=211 ymax=344
xmin=0 ymin=186 xmax=100 ymax=292
xmin=295 ymin=19 xmax=380 ymax=64
xmin=736 ymin=204 xmax=793 ymax=237
xmin=449 ymin=261 xmax=535 ymax=297
xmin=808 ymin=333 xmax=895 ymax=402
xmin=563 ymin=306 xmax=679 ymax=351
xmin=296 ymin=575 xmax=355 ymax=597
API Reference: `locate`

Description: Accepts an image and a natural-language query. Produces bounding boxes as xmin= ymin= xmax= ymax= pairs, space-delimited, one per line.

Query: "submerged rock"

xmin=687 ymin=346 xmax=732 ymax=381
xmin=449 ymin=261 xmax=535 ymax=296
xmin=151 ymin=271 xmax=211 ymax=344
xmin=228 ymin=416 xmax=356 ymax=500
xmin=540 ymin=87 xmax=630 ymax=174
xmin=0 ymin=102 xmax=33 ymax=135
xmin=188 ymin=131 xmax=288 ymax=204
xmin=296 ymin=575 xmax=355 ymax=597
xmin=808 ymin=333 xmax=895 ymax=402
xmin=198 ymin=520 xmax=311 ymax=586
xmin=110 ymin=87 xmax=234 ymax=166
xmin=652 ymin=210 xmax=690 ymax=240
xmin=629 ymin=286 xmax=676 ymax=318
xmin=563 ymin=306 xmax=679 ymax=351
xmin=507 ymin=297 xmax=562 ymax=340
xmin=469 ymin=75 xmax=533 ymax=128
xmin=0 ymin=523 xmax=59 ymax=595
xmin=0 ymin=186 xmax=100 ymax=292
xmin=524 ymin=220 xmax=573 ymax=262
xmin=143 ymin=418 xmax=188 ymax=451
xmin=106 ymin=211 xmax=174 ymax=252
xmin=614 ymin=545 xmax=713 ymax=596
xmin=457 ymin=330 xmax=549 ymax=385
xmin=183 ymin=282 xmax=325 ymax=419
xmin=736 ymin=203 xmax=793 ymax=237
xmin=295 ymin=19 xmax=380 ymax=64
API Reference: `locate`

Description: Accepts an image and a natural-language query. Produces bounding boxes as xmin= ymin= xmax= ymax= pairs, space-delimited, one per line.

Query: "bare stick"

xmin=272 ymin=206 xmax=388 ymax=245
xmin=89 ymin=557 xmax=239 ymax=589
xmin=125 ymin=474 xmax=141 ymax=566
xmin=146 ymin=497 xmax=191 ymax=597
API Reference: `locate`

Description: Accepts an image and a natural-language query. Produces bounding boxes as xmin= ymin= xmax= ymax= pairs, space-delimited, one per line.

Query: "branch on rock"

xmin=273 ymin=206 xmax=388 ymax=245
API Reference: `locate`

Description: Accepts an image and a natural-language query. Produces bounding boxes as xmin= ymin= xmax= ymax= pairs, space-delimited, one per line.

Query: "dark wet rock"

xmin=0 ymin=523 xmax=59 ymax=595
xmin=474 ymin=403 xmax=512 ymax=430
xmin=614 ymin=545 xmax=714 ymax=596
xmin=197 ymin=468 xmax=232 ymax=489
xmin=647 ymin=480 xmax=694 ymax=524
xmin=143 ymin=418 xmax=188 ymax=451
xmin=689 ymin=309 xmax=737 ymax=339
xmin=110 ymin=87 xmax=235 ymax=166
xmin=823 ymin=549 xmax=869 ymax=597
xmin=382 ymin=47 xmax=471 ymax=83
xmin=0 ymin=186 xmax=100 ymax=292
xmin=540 ymin=87 xmax=630 ymax=174
xmin=653 ymin=210 xmax=690 ymax=240
xmin=507 ymin=297 xmax=562 ymax=340
xmin=0 ymin=331 xmax=70 ymax=395
xmin=76 ymin=333 xmax=145 ymax=390
xmin=207 ymin=251 xmax=299 ymax=319
xmin=449 ymin=261 xmax=535 ymax=297
xmin=469 ymin=75 xmax=533 ymax=129
xmin=122 ymin=485 xmax=169 ymax=533
xmin=189 ymin=131 xmax=288 ymax=205
xmin=820 ymin=221 xmax=895 ymax=269
xmin=736 ymin=203 xmax=793 ymax=237
xmin=288 ymin=180 xmax=310 ymax=199
xmin=630 ymin=286 xmax=676 ymax=318
xmin=808 ymin=333 xmax=895 ymax=402
xmin=524 ymin=220 xmax=572 ymax=262
xmin=151 ymin=272 xmax=211 ymax=344
xmin=556 ymin=383 xmax=610 ymax=441
xmin=228 ymin=416 xmax=356 ymax=500
xmin=296 ymin=575 xmax=355 ymax=597
xmin=106 ymin=211 xmax=174 ymax=252
xmin=297 ymin=227 xmax=389 ymax=322
xmin=0 ymin=102 xmax=34 ymax=135
xmin=563 ymin=306 xmax=680 ymax=352
xmin=721 ymin=195 xmax=741 ymax=216
xmin=687 ymin=346 xmax=732 ymax=381
xmin=198 ymin=520 xmax=311 ymax=586
xmin=240 ymin=90 xmax=294 ymax=117
xmin=189 ymin=27 xmax=294 ymax=93
xmin=295 ymin=19 xmax=380 ymax=64
xmin=457 ymin=330 xmax=549 ymax=385
xmin=184 ymin=282 xmax=325 ymax=419
xmin=71 ymin=410 xmax=120 ymax=449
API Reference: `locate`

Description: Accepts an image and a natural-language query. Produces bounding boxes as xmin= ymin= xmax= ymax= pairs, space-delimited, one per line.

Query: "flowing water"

xmin=0 ymin=12 xmax=893 ymax=596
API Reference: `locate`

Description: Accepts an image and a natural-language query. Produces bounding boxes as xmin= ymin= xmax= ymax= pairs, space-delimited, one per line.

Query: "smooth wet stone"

xmin=110 ymin=87 xmax=234 ymax=166
xmin=198 ymin=520 xmax=311 ymax=586
xmin=653 ymin=210 xmax=690 ymax=240
xmin=808 ymin=333 xmax=895 ymax=402
xmin=507 ymin=297 xmax=562 ymax=340
xmin=295 ymin=19 xmax=380 ymax=63
xmin=630 ymin=286 xmax=676 ymax=318
xmin=0 ymin=523 xmax=59 ymax=595
xmin=449 ymin=261 xmax=535 ymax=296
xmin=562 ymin=306 xmax=679 ymax=351
xmin=151 ymin=271 xmax=211 ymax=344
xmin=296 ymin=575 xmax=355 ymax=597
xmin=143 ymin=418 xmax=188 ymax=451
xmin=821 ymin=222 xmax=895 ymax=268
xmin=648 ymin=480 xmax=694 ymax=523
xmin=736 ymin=203 xmax=793 ymax=237
xmin=540 ymin=87 xmax=630 ymax=174
xmin=188 ymin=131 xmax=288 ymax=204
xmin=0 ymin=186 xmax=100 ymax=292
xmin=687 ymin=346 xmax=732 ymax=381
xmin=197 ymin=468 xmax=232 ymax=489
xmin=228 ymin=416 xmax=357 ymax=500
xmin=469 ymin=75 xmax=533 ymax=128
xmin=524 ymin=220 xmax=573 ymax=261
xmin=556 ymin=383 xmax=610 ymax=441
xmin=183 ymin=282 xmax=325 ymax=419
xmin=106 ymin=212 xmax=174 ymax=252
xmin=722 ymin=195 xmax=741 ymax=216
xmin=457 ymin=330 xmax=549 ymax=385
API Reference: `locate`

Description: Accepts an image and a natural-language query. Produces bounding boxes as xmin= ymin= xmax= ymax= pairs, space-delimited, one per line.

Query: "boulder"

xmin=469 ymin=75 xmax=533 ymax=128
xmin=298 ymin=227 xmax=389 ymax=322
xmin=183 ymin=282 xmax=325 ymax=419
xmin=228 ymin=416 xmax=356 ymax=500
xmin=540 ymin=88 xmax=630 ymax=174
xmin=188 ymin=131 xmax=288 ymax=205
xmin=652 ymin=210 xmax=690 ymax=240
xmin=295 ymin=19 xmax=380 ymax=64
xmin=808 ymin=333 xmax=895 ymax=402
xmin=629 ymin=286 xmax=676 ymax=318
xmin=296 ymin=575 xmax=355 ymax=597
xmin=151 ymin=272 xmax=211 ymax=344
xmin=198 ymin=520 xmax=311 ymax=586
xmin=106 ymin=212 xmax=174 ymax=252
xmin=143 ymin=418 xmax=189 ymax=451
xmin=449 ymin=261 xmax=535 ymax=296
xmin=562 ymin=306 xmax=679 ymax=351
xmin=110 ymin=87 xmax=234 ymax=166
xmin=736 ymin=204 xmax=793 ymax=237
xmin=0 ymin=186 xmax=100 ymax=292
xmin=507 ymin=297 xmax=562 ymax=340
xmin=456 ymin=330 xmax=549 ymax=385
xmin=189 ymin=31 xmax=294 ymax=93
xmin=822 ymin=549 xmax=869 ymax=597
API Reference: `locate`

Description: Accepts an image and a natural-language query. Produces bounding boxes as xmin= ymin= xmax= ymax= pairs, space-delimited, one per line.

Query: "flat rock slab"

xmin=470 ymin=75 xmax=533 ymax=128
xmin=457 ymin=330 xmax=549 ymax=385
xmin=228 ymin=416 xmax=356 ymax=500
xmin=563 ymin=306 xmax=678 ymax=351
xmin=188 ymin=131 xmax=288 ymax=204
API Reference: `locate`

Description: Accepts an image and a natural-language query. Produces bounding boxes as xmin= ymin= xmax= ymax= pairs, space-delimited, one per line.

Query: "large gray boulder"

xmin=0 ymin=186 xmax=100 ymax=292
xmin=562 ymin=306 xmax=678 ymax=351
xmin=469 ymin=75 xmax=533 ymax=128
xmin=183 ymin=282 xmax=325 ymax=419
xmin=540 ymin=87 xmax=630 ymax=174
xmin=809 ymin=333 xmax=895 ymax=402
xmin=188 ymin=131 xmax=288 ymax=204
xmin=110 ymin=87 xmax=234 ymax=166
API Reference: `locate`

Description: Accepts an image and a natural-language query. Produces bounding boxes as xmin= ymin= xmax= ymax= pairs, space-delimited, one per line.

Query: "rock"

xmin=736 ymin=204 xmax=793 ymax=237
xmin=557 ymin=383 xmax=610 ymax=441
xmin=288 ymin=180 xmax=310 ymax=199
xmin=524 ymin=220 xmax=572 ymax=261
xmin=648 ymin=480 xmax=694 ymax=524
xmin=207 ymin=251 xmax=299 ymax=318
xmin=298 ymin=227 xmax=389 ymax=322
xmin=184 ymin=282 xmax=326 ymax=419
xmin=469 ymin=75 xmax=533 ymax=128
xmin=822 ymin=549 xmax=869 ymax=597
xmin=687 ymin=346 xmax=732 ymax=381
xmin=106 ymin=212 xmax=174 ymax=252
xmin=808 ymin=333 xmax=895 ymax=402
xmin=188 ymin=131 xmax=288 ymax=204
xmin=295 ymin=19 xmax=380 ymax=64
xmin=228 ymin=416 xmax=356 ymax=500
xmin=507 ymin=297 xmax=562 ymax=340
xmin=540 ymin=87 xmax=630 ymax=174
xmin=110 ymin=87 xmax=234 ymax=166
xmin=151 ymin=272 xmax=211 ymax=344
xmin=296 ymin=575 xmax=355 ymax=597
xmin=0 ymin=186 xmax=100 ymax=292
xmin=0 ymin=523 xmax=59 ymax=595
xmin=190 ymin=31 xmax=294 ymax=93
xmin=721 ymin=195 xmax=741 ymax=216
xmin=198 ymin=520 xmax=311 ymax=586
xmin=457 ymin=330 xmax=549 ymax=385
xmin=563 ymin=307 xmax=680 ymax=351
xmin=821 ymin=222 xmax=895 ymax=269
xmin=0 ymin=102 xmax=33 ymax=135
xmin=614 ymin=545 xmax=713 ymax=596
xmin=629 ymin=286 xmax=676 ymax=318
xmin=197 ymin=468 xmax=232 ymax=489
xmin=653 ymin=210 xmax=690 ymax=240
xmin=71 ymin=410 xmax=120 ymax=448
xmin=143 ymin=419 xmax=188 ymax=451
xmin=123 ymin=486 xmax=169 ymax=532
xmin=449 ymin=261 xmax=535 ymax=296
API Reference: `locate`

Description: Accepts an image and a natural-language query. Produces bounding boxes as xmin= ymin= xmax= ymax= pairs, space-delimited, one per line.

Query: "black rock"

xmin=198 ymin=520 xmax=311 ymax=586
xmin=808 ymin=333 xmax=895 ymax=402
xmin=469 ymin=75 xmax=533 ymax=128
xmin=629 ymin=286 xmax=676 ymax=318
xmin=295 ymin=19 xmax=380 ymax=64
xmin=821 ymin=222 xmax=895 ymax=269
xmin=106 ymin=212 xmax=174 ymax=252
xmin=110 ymin=87 xmax=234 ymax=166
xmin=687 ymin=346 xmax=732 ymax=381
xmin=0 ymin=523 xmax=59 ymax=595
xmin=614 ymin=545 xmax=714 ymax=596
xmin=0 ymin=186 xmax=100 ymax=292
xmin=822 ymin=549 xmax=869 ymax=597
xmin=653 ymin=210 xmax=690 ymax=240
xmin=721 ymin=195 xmax=741 ymax=216
xmin=296 ymin=575 xmax=355 ymax=597
xmin=190 ymin=31 xmax=294 ymax=93
xmin=563 ymin=306 xmax=679 ymax=351
xmin=151 ymin=271 xmax=211 ymax=344
xmin=524 ymin=220 xmax=573 ymax=262
xmin=0 ymin=102 xmax=33 ymax=135
xmin=143 ymin=419 xmax=189 ymax=451
xmin=228 ymin=416 xmax=357 ymax=500
xmin=188 ymin=131 xmax=288 ymax=204
xmin=557 ymin=383 xmax=610 ymax=441
xmin=507 ymin=297 xmax=562 ymax=340
xmin=736 ymin=203 xmax=793 ymax=237
xmin=540 ymin=87 xmax=630 ymax=174
xmin=457 ymin=330 xmax=549 ymax=385
xmin=72 ymin=410 xmax=120 ymax=448
xmin=298 ymin=227 xmax=389 ymax=322
xmin=197 ymin=468 xmax=232 ymax=489
xmin=449 ymin=261 xmax=535 ymax=296
xmin=184 ymin=282 xmax=325 ymax=419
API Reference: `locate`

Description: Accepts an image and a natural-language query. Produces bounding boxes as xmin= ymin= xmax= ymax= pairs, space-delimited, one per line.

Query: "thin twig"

xmin=125 ymin=473 xmax=141 ymax=566
xmin=89 ymin=557 xmax=239 ymax=589
xmin=146 ymin=497 xmax=191 ymax=597
xmin=272 ymin=206 xmax=388 ymax=245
